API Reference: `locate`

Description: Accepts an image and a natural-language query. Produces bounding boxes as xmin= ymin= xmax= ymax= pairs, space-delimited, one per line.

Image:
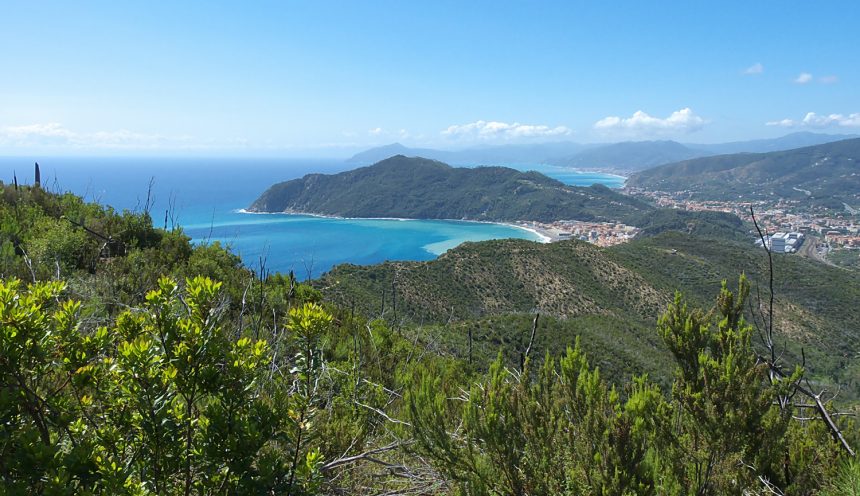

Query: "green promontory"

xmin=249 ymin=155 xmax=651 ymax=222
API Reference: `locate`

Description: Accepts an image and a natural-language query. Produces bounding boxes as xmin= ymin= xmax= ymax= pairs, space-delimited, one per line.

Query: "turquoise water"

xmin=470 ymin=162 xmax=627 ymax=189
xmin=537 ymin=168 xmax=626 ymax=188
xmin=0 ymin=157 xmax=622 ymax=277
xmin=185 ymin=212 xmax=541 ymax=279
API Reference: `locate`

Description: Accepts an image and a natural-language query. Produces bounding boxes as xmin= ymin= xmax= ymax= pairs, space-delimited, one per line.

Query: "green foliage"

xmin=408 ymin=342 xmax=665 ymax=495
xmin=0 ymin=184 xmax=167 ymax=281
xmin=0 ymin=277 xmax=341 ymax=494
xmin=821 ymin=458 xmax=860 ymax=496
xmin=627 ymin=208 xmax=749 ymax=242
xmin=0 ymin=278 xmax=84 ymax=493
xmin=407 ymin=277 xmax=850 ymax=495
xmin=0 ymin=185 xmax=478 ymax=494
xmin=1 ymin=180 xmax=858 ymax=495
xmin=25 ymin=216 xmax=98 ymax=275
xmin=828 ymin=248 xmax=860 ymax=271
xmin=613 ymin=232 xmax=860 ymax=397
xmin=320 ymin=237 xmax=670 ymax=324
xmin=321 ymin=232 xmax=860 ymax=398
xmin=656 ymin=277 xmax=792 ymax=492
xmin=410 ymin=313 xmax=671 ymax=387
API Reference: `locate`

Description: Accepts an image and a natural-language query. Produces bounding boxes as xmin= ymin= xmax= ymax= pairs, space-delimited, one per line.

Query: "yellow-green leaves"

xmin=230 ymin=336 xmax=270 ymax=372
xmin=0 ymin=275 xmax=324 ymax=494
xmin=288 ymin=302 xmax=333 ymax=342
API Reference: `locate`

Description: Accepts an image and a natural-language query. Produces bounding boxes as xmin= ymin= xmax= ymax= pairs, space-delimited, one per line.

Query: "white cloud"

xmin=794 ymin=72 xmax=813 ymax=84
xmin=441 ymin=120 xmax=572 ymax=141
xmin=766 ymin=112 xmax=860 ymax=128
xmin=0 ymin=122 xmax=193 ymax=149
xmin=744 ymin=63 xmax=764 ymax=75
xmin=366 ymin=127 xmax=412 ymax=141
xmin=1 ymin=123 xmax=76 ymax=142
xmin=765 ymin=118 xmax=797 ymax=128
xmin=820 ymin=75 xmax=839 ymax=84
xmin=593 ymin=108 xmax=706 ymax=136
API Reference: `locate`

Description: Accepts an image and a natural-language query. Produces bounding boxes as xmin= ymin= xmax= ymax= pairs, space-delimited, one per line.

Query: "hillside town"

xmin=516 ymin=187 xmax=860 ymax=256
xmin=624 ymin=187 xmax=860 ymax=247
xmin=520 ymin=220 xmax=640 ymax=247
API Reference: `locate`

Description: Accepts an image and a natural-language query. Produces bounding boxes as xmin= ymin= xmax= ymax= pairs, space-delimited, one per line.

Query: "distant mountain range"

xmin=249 ymin=155 xmax=651 ymax=223
xmin=347 ymin=132 xmax=858 ymax=172
xmin=346 ymin=141 xmax=588 ymax=166
xmin=551 ymin=140 xmax=706 ymax=171
xmin=627 ymin=137 xmax=860 ymax=208
xmin=689 ymin=132 xmax=860 ymax=155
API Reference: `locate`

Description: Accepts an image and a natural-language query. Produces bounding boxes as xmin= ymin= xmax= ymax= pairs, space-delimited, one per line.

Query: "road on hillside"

xmin=797 ymin=236 xmax=839 ymax=268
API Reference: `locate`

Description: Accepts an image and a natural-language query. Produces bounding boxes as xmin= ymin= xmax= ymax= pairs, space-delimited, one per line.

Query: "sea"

xmin=0 ymin=157 xmax=625 ymax=278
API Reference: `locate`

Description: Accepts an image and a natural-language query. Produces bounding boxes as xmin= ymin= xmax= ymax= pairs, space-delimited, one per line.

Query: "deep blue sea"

xmin=0 ymin=157 xmax=624 ymax=278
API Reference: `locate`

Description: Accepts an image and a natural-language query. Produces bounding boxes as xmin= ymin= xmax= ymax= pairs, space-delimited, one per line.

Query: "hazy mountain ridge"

xmin=690 ymin=131 xmax=860 ymax=155
xmin=346 ymin=132 xmax=856 ymax=172
xmin=249 ymin=155 xmax=651 ymax=223
xmin=547 ymin=140 xmax=709 ymax=172
xmin=346 ymin=141 xmax=589 ymax=165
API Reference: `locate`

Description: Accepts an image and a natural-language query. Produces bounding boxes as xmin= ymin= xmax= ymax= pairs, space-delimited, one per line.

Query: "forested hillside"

xmin=2 ymin=183 xmax=858 ymax=494
xmin=319 ymin=233 xmax=860 ymax=395
xmin=249 ymin=155 xmax=651 ymax=222
xmin=628 ymin=137 xmax=860 ymax=208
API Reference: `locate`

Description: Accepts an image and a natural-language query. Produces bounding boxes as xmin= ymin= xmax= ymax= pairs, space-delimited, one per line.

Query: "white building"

xmin=771 ymin=236 xmax=786 ymax=253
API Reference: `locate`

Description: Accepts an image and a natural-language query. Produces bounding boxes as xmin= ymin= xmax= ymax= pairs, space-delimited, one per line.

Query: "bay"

xmin=0 ymin=156 xmax=624 ymax=277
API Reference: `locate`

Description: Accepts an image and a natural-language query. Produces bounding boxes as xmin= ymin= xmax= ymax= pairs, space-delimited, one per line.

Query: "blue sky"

xmin=1 ymin=1 xmax=858 ymax=156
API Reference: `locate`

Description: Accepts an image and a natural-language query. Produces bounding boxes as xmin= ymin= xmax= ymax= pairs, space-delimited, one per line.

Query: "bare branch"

xmin=757 ymin=353 xmax=855 ymax=456
xmin=521 ymin=313 xmax=539 ymax=372
xmin=321 ymin=441 xmax=409 ymax=471
xmin=355 ymin=400 xmax=412 ymax=427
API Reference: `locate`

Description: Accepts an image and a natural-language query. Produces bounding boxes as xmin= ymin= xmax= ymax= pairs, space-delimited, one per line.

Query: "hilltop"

xmin=249 ymin=155 xmax=651 ymax=223
xmin=317 ymin=232 xmax=860 ymax=392
xmin=627 ymin=137 xmax=860 ymax=208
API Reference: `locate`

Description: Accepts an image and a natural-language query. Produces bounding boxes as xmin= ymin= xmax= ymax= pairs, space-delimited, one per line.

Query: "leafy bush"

xmin=0 ymin=277 xmax=334 ymax=494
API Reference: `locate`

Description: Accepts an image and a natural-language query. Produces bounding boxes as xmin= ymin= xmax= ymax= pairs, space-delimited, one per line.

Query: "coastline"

xmin=557 ymin=166 xmax=629 ymax=181
xmin=503 ymin=223 xmax=554 ymax=243
xmin=537 ymin=165 xmax=629 ymax=186
xmin=579 ymin=169 xmax=629 ymax=181
xmin=237 ymin=208 xmax=553 ymax=243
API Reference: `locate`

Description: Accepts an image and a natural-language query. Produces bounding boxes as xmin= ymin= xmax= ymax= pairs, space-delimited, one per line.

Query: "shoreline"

xmin=553 ymin=166 xmax=629 ymax=181
xmin=237 ymin=208 xmax=553 ymax=243
xmin=499 ymin=222 xmax=553 ymax=243
xmin=536 ymin=164 xmax=629 ymax=185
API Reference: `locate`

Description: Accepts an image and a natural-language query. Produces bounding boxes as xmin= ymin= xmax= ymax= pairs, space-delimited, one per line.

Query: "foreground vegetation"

xmin=2 ymin=183 xmax=858 ymax=494
xmin=320 ymin=231 xmax=860 ymax=398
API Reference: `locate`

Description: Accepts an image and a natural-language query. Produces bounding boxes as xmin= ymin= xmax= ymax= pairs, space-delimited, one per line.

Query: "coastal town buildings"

xmin=625 ymin=187 xmax=858 ymax=240
xmin=520 ymin=220 xmax=639 ymax=247
xmin=623 ymin=187 xmax=860 ymax=258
